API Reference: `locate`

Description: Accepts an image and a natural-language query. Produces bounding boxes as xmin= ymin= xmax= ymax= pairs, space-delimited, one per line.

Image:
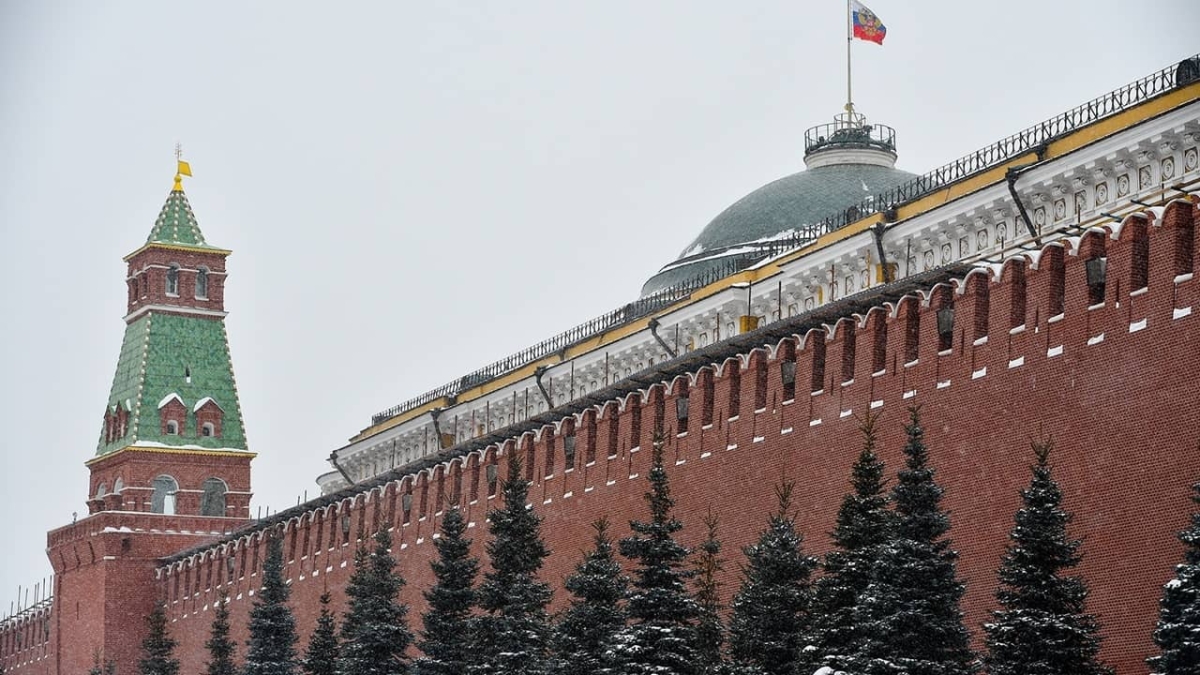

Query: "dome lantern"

xmin=803 ymin=109 xmax=898 ymax=169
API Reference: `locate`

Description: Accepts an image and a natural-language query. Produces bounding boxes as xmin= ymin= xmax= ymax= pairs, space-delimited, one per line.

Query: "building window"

xmin=151 ymin=475 xmax=179 ymax=514
xmin=841 ymin=322 xmax=856 ymax=383
xmin=165 ymin=420 xmax=180 ymax=435
xmin=96 ymin=483 xmax=108 ymax=499
xmin=810 ymin=337 xmax=827 ymax=393
xmin=563 ymin=435 xmax=577 ymax=468
xmin=1130 ymin=223 xmax=1150 ymax=292
xmin=195 ymin=267 xmax=209 ymax=299
xmin=1086 ymin=257 xmax=1107 ymax=306
xmin=486 ymin=463 xmax=499 ymax=497
xmin=201 ymin=478 xmax=227 ymax=517
xmin=781 ymin=359 xmax=797 ymax=401
xmin=903 ymin=302 xmax=920 ymax=363
xmin=201 ymin=422 xmax=215 ymax=437
xmin=166 ymin=264 xmax=180 ymax=296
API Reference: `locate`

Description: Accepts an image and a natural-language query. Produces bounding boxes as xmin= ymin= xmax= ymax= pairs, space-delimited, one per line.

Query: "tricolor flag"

xmin=851 ymin=0 xmax=886 ymax=45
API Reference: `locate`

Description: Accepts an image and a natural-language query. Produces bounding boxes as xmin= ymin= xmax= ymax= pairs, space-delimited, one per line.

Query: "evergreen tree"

xmin=206 ymin=591 xmax=238 ymax=675
xmin=245 ymin=533 xmax=300 ymax=675
xmin=1148 ymin=481 xmax=1200 ymax=675
xmin=89 ymin=659 xmax=117 ymax=675
xmin=303 ymin=592 xmax=339 ymax=675
xmin=616 ymin=434 xmax=700 ymax=675
xmin=339 ymin=528 xmax=413 ymax=675
xmin=552 ymin=517 xmax=628 ymax=675
xmin=416 ymin=505 xmax=479 ymax=675
xmin=139 ymin=600 xmax=180 ymax=675
xmin=727 ymin=483 xmax=818 ymax=675
xmin=807 ymin=413 xmax=892 ymax=674
xmin=693 ymin=513 xmax=726 ymax=675
xmin=472 ymin=456 xmax=553 ymax=675
xmin=844 ymin=408 xmax=976 ymax=675
xmin=983 ymin=441 xmax=1111 ymax=675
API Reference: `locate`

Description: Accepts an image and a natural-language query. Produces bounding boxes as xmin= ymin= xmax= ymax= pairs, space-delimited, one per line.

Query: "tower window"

xmin=151 ymin=475 xmax=179 ymax=514
xmin=166 ymin=264 xmax=180 ymax=296
xmin=200 ymin=478 xmax=227 ymax=517
xmin=195 ymin=267 xmax=209 ymax=299
xmin=201 ymin=422 xmax=215 ymax=437
xmin=165 ymin=420 xmax=179 ymax=435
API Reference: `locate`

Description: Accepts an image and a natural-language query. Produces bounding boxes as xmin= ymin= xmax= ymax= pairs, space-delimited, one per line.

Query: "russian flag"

xmin=851 ymin=0 xmax=886 ymax=45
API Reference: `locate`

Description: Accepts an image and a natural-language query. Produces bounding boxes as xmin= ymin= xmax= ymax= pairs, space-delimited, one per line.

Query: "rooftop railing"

xmin=368 ymin=54 xmax=1198 ymax=427
xmin=369 ymin=256 xmax=750 ymax=425
xmin=804 ymin=120 xmax=897 ymax=155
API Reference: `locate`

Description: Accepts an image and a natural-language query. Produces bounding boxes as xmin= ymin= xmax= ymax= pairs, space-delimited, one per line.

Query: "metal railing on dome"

xmin=368 ymin=54 xmax=1198 ymax=427
xmin=804 ymin=120 xmax=897 ymax=155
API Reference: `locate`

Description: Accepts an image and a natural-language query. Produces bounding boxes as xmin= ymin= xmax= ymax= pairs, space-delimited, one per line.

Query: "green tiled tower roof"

xmin=146 ymin=189 xmax=217 ymax=249
xmin=97 ymin=313 xmax=248 ymax=455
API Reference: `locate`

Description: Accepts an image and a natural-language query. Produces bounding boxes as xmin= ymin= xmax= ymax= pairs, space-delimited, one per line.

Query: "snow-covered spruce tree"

xmin=416 ymin=505 xmax=479 ymax=675
xmin=693 ymin=512 xmax=727 ymax=675
xmin=245 ymin=532 xmax=300 ymax=675
xmin=727 ymin=483 xmax=818 ymax=675
xmin=1148 ymin=480 xmax=1200 ymax=675
xmin=339 ymin=528 xmax=414 ymax=675
xmin=552 ymin=517 xmax=628 ymax=675
xmin=983 ymin=441 xmax=1111 ymax=675
xmin=806 ymin=413 xmax=892 ymax=675
xmin=206 ymin=591 xmax=237 ymax=675
xmin=471 ymin=455 xmax=553 ymax=675
xmin=303 ymin=592 xmax=339 ymax=675
xmin=139 ymin=600 xmax=180 ymax=675
xmin=616 ymin=433 xmax=701 ymax=675
xmin=842 ymin=407 xmax=976 ymax=675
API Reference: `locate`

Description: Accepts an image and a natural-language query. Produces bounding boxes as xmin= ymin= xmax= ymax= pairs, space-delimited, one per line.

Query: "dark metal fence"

xmin=370 ymin=257 xmax=749 ymax=425
xmin=369 ymin=55 xmax=1197 ymax=427
xmin=804 ymin=121 xmax=897 ymax=155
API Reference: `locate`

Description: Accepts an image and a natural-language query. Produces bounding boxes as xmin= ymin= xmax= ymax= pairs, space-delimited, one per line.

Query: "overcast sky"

xmin=0 ymin=1 xmax=1194 ymax=610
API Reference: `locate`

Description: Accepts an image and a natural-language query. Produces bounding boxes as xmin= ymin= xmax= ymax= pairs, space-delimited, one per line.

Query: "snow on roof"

xmin=193 ymin=396 xmax=222 ymax=412
xmin=157 ymin=393 xmax=183 ymax=409
xmin=134 ymin=440 xmax=250 ymax=453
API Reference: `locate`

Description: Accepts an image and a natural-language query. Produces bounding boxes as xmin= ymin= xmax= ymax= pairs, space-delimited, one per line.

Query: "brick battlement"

xmin=144 ymin=200 xmax=1200 ymax=674
xmin=47 ymin=511 xmax=250 ymax=573
xmin=0 ymin=600 xmax=52 ymax=674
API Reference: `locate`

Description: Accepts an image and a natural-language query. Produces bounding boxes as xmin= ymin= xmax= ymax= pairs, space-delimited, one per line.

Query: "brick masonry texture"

xmin=3 ymin=201 xmax=1199 ymax=674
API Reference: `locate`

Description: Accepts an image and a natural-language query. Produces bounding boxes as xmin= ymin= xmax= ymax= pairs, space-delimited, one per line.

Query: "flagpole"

xmin=846 ymin=0 xmax=853 ymax=120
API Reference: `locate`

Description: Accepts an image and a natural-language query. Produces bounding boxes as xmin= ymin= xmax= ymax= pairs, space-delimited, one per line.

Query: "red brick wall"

xmin=87 ymin=449 xmax=252 ymax=518
xmin=125 ymin=246 xmax=228 ymax=316
xmin=8 ymin=200 xmax=1199 ymax=675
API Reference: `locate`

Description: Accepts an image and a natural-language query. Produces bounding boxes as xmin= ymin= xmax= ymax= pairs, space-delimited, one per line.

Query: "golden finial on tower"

xmin=173 ymin=142 xmax=192 ymax=191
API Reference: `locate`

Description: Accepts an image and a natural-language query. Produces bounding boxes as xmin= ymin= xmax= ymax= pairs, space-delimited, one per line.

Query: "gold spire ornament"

xmin=173 ymin=142 xmax=192 ymax=191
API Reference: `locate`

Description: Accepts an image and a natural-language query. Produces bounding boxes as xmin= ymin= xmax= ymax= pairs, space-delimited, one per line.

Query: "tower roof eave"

xmin=86 ymin=445 xmax=257 ymax=468
xmin=123 ymin=241 xmax=232 ymax=262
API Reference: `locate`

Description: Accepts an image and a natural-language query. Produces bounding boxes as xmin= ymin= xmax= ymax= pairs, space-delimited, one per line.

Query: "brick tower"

xmin=45 ymin=162 xmax=254 ymax=673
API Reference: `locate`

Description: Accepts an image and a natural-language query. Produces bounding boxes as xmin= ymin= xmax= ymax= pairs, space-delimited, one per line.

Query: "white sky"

xmin=0 ymin=1 xmax=1195 ymax=609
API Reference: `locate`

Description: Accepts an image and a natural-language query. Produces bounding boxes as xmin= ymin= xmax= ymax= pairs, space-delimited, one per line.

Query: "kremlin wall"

xmin=2 ymin=56 xmax=1199 ymax=674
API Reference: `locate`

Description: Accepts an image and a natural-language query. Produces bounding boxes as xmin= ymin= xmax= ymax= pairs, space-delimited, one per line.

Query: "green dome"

xmin=641 ymin=114 xmax=915 ymax=296
xmin=641 ymin=161 xmax=916 ymax=296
